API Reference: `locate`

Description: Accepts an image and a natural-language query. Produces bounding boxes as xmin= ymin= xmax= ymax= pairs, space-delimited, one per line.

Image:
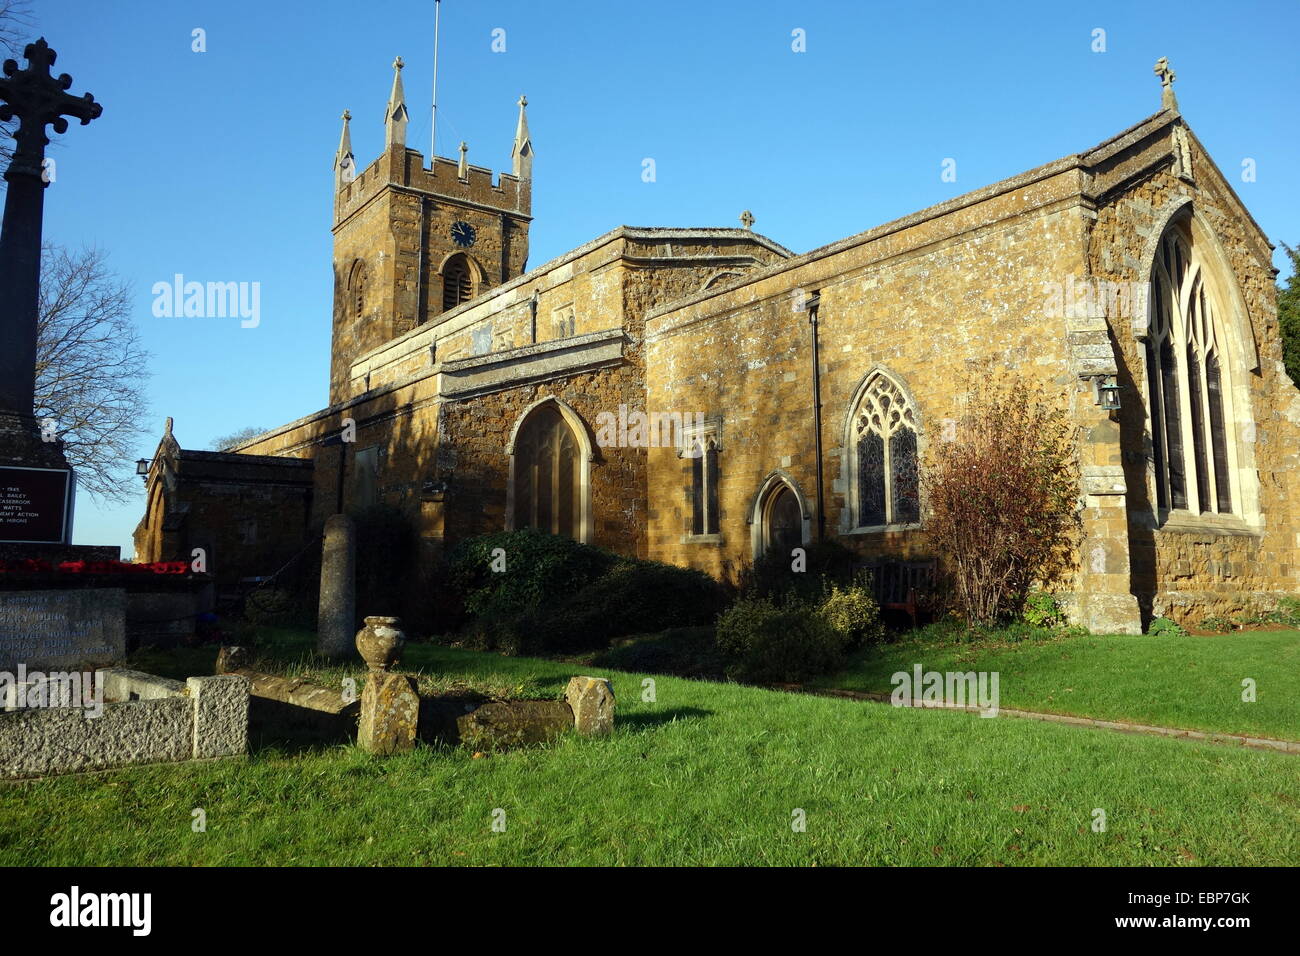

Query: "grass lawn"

xmin=810 ymin=629 xmax=1300 ymax=741
xmin=0 ymin=637 xmax=1296 ymax=866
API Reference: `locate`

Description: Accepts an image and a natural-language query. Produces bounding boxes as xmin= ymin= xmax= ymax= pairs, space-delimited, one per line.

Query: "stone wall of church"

xmin=1089 ymin=130 xmax=1300 ymax=624
xmin=645 ymin=168 xmax=1090 ymax=584
xmin=231 ymin=236 xmax=783 ymax=567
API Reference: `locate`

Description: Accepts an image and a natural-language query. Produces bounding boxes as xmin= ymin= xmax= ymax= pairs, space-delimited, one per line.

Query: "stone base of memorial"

xmin=0 ymin=589 xmax=126 ymax=672
xmin=0 ymin=566 xmax=213 ymax=654
xmin=0 ymin=668 xmax=249 ymax=779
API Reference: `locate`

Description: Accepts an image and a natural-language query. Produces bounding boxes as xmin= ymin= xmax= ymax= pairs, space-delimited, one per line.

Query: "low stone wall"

xmin=0 ymin=668 xmax=249 ymax=779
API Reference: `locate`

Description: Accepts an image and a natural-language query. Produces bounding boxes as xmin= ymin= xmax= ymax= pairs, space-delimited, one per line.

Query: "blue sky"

xmin=20 ymin=0 xmax=1300 ymax=555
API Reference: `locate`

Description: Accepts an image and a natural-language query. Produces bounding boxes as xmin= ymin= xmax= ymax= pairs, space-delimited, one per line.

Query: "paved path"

xmin=779 ymin=685 xmax=1300 ymax=754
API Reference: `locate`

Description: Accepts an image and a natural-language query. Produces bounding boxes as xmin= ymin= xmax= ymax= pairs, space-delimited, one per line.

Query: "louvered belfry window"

xmin=442 ymin=255 xmax=474 ymax=312
xmin=1146 ymin=223 xmax=1235 ymax=518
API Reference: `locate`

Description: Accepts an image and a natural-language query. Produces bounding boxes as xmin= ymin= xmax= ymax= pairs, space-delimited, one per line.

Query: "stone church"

xmin=135 ymin=58 xmax=1299 ymax=633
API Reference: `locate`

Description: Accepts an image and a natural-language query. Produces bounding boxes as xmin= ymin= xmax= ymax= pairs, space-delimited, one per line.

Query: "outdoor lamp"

xmin=1095 ymin=375 xmax=1122 ymax=411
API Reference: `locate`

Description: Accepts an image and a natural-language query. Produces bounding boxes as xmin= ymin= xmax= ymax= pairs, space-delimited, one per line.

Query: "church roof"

xmin=647 ymin=108 xmax=1269 ymax=321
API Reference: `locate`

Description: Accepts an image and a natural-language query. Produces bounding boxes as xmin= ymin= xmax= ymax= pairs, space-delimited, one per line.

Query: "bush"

xmin=518 ymin=558 xmax=726 ymax=654
xmin=1022 ymin=591 xmax=1067 ymax=629
xmin=1267 ymin=596 xmax=1300 ymax=628
xmin=450 ymin=531 xmax=724 ymax=655
xmin=448 ymin=529 xmax=617 ymax=622
xmin=594 ymin=627 xmax=724 ymax=679
xmin=715 ymin=596 xmax=848 ymax=683
xmin=743 ymin=539 xmax=859 ymax=604
xmin=924 ymin=379 xmax=1080 ymax=626
xmin=1148 ymin=616 xmax=1186 ymax=637
xmin=818 ymin=584 xmax=885 ymax=648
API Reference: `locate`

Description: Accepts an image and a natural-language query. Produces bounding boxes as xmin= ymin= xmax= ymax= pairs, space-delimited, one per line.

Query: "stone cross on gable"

xmin=1153 ymin=57 xmax=1178 ymax=111
xmin=0 ymin=37 xmax=102 ymax=180
xmin=0 ymin=36 xmax=102 ymax=464
xmin=740 ymin=210 xmax=755 ymax=230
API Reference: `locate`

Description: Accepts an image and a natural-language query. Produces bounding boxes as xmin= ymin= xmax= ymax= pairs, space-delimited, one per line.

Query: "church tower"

xmin=327 ymin=57 xmax=533 ymax=403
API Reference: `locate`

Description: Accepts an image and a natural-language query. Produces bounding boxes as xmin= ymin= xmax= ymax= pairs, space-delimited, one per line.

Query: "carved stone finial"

xmin=512 ymin=94 xmax=533 ymax=180
xmin=458 ymin=140 xmax=468 ymax=180
xmin=1154 ymin=57 xmax=1178 ymax=111
xmin=740 ymin=210 xmax=755 ymax=230
xmin=385 ymin=55 xmax=409 ymax=147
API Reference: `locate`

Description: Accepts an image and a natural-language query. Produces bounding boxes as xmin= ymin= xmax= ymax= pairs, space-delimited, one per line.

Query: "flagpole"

xmin=431 ymin=0 xmax=441 ymax=163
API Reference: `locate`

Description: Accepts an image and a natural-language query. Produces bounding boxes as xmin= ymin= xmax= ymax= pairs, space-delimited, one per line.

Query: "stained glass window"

xmin=852 ymin=372 xmax=919 ymax=526
xmin=1146 ymin=222 xmax=1238 ymax=518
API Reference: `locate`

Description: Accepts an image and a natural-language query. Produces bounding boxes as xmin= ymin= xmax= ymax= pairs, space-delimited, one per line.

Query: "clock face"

xmin=450 ymin=220 xmax=477 ymax=248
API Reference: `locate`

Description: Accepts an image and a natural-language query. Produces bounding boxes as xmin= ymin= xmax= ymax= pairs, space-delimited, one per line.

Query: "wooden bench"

xmin=865 ymin=560 xmax=936 ymax=629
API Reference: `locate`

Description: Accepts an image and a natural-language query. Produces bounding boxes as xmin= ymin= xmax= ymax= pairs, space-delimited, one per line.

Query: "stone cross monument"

xmin=0 ymin=37 xmax=102 ymax=545
xmin=1154 ymin=57 xmax=1178 ymax=112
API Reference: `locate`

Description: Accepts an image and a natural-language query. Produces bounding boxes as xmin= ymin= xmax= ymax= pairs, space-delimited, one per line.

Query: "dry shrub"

xmin=923 ymin=379 xmax=1080 ymax=625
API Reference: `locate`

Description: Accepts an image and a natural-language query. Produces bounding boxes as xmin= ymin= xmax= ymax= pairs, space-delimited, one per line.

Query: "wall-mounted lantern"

xmin=1092 ymin=375 xmax=1122 ymax=411
xmin=135 ymin=458 xmax=152 ymax=480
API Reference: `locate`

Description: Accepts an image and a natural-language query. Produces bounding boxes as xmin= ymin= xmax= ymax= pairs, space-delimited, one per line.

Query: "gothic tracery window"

xmin=851 ymin=372 xmax=920 ymax=527
xmin=1146 ymin=222 xmax=1235 ymax=518
xmin=513 ymin=405 xmax=580 ymax=539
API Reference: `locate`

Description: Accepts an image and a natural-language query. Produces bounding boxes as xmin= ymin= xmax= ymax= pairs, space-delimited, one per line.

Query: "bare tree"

xmin=212 ymin=426 xmax=268 ymax=451
xmin=36 ymin=242 xmax=150 ymax=501
xmin=0 ymin=0 xmax=35 ymax=183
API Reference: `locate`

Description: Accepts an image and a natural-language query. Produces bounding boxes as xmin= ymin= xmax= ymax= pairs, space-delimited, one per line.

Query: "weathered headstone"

xmin=357 ymin=671 xmax=418 ymax=755
xmin=565 ymin=676 xmax=615 ymax=736
xmin=316 ymin=513 xmax=356 ymax=659
xmin=0 ymin=588 xmax=125 ymax=670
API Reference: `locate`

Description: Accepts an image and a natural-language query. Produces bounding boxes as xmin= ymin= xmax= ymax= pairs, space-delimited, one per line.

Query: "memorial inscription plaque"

xmin=0 ymin=465 xmax=73 ymax=544
xmin=0 ymin=589 xmax=125 ymax=671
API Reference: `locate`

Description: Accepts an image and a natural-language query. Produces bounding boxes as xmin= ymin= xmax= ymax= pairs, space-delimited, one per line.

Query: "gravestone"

xmin=0 ymin=588 xmax=126 ymax=670
xmin=317 ymin=514 xmax=356 ymax=660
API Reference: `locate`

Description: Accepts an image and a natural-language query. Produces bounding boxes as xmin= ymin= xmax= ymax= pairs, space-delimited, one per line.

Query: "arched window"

xmin=1146 ymin=221 xmax=1236 ymax=517
xmin=349 ymin=261 xmax=367 ymax=319
xmin=689 ymin=437 xmax=720 ymax=536
xmin=849 ymin=371 xmax=919 ymax=527
xmin=512 ymin=404 xmax=581 ymax=539
xmin=442 ymin=254 xmax=474 ymax=312
xmin=762 ymin=482 xmax=803 ymax=556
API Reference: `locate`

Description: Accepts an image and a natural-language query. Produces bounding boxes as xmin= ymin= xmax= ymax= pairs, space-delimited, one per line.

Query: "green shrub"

xmin=1198 ymin=615 xmax=1236 ymax=634
xmin=1148 ymin=616 xmax=1186 ymax=637
xmin=818 ymin=584 xmax=885 ymax=648
xmin=519 ymin=558 xmax=726 ymax=654
xmin=1022 ymin=591 xmax=1067 ymax=629
xmin=594 ymin=627 xmax=724 ymax=679
xmin=450 ymin=531 xmax=724 ymax=655
xmin=448 ymin=529 xmax=617 ymax=622
xmin=1267 ymin=596 xmax=1300 ymax=628
xmin=716 ymin=596 xmax=848 ymax=683
xmin=743 ymin=539 xmax=859 ymax=604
